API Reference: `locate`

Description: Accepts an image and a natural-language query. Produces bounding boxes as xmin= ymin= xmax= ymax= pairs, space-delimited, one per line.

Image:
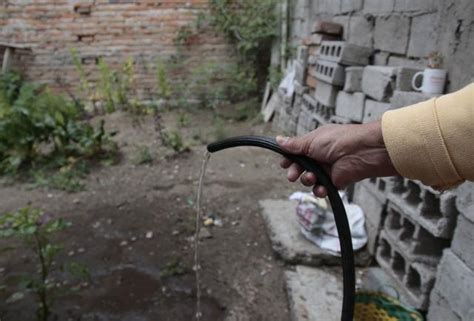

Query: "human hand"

xmin=277 ymin=121 xmax=398 ymax=198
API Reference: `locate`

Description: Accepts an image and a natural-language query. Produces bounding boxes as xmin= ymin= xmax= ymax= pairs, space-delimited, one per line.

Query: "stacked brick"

xmin=427 ymin=182 xmax=474 ymax=321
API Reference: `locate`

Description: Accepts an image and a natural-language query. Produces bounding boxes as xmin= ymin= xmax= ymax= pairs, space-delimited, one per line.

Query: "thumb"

xmin=276 ymin=135 xmax=307 ymax=155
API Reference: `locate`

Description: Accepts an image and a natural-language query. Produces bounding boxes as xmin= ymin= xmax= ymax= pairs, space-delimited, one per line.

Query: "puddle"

xmin=66 ymin=268 xmax=224 ymax=321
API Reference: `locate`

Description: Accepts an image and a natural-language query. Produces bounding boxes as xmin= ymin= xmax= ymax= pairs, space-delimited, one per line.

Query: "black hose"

xmin=207 ymin=135 xmax=355 ymax=321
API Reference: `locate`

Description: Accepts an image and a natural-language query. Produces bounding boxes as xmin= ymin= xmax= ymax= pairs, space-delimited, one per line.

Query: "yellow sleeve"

xmin=382 ymin=83 xmax=474 ymax=189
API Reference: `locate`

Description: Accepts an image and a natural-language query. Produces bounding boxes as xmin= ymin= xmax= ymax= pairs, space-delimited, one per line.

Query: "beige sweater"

xmin=382 ymin=83 xmax=474 ymax=189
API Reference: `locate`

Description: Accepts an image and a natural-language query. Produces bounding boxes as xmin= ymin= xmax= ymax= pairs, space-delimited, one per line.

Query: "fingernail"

xmin=276 ymin=136 xmax=289 ymax=145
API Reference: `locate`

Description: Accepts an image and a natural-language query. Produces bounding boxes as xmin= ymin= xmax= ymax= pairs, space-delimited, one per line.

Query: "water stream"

xmin=194 ymin=151 xmax=211 ymax=321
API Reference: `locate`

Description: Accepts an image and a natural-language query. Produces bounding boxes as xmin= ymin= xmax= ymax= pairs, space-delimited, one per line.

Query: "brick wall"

xmin=0 ymin=0 xmax=235 ymax=100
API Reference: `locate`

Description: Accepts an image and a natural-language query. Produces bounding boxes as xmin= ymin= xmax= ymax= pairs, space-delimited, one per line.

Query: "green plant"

xmin=160 ymin=258 xmax=187 ymax=278
xmin=0 ymin=72 xmax=117 ymax=179
xmin=161 ymin=129 xmax=190 ymax=153
xmin=212 ymin=117 xmax=228 ymax=141
xmin=268 ymin=65 xmax=283 ymax=89
xmin=0 ymin=207 xmax=89 ymax=321
xmin=132 ymin=145 xmax=153 ymax=165
xmin=156 ymin=59 xmax=172 ymax=100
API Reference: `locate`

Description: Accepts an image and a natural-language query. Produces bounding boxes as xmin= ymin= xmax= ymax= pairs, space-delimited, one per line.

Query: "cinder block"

xmin=347 ymin=16 xmax=374 ymax=48
xmin=308 ymin=54 xmax=318 ymax=65
xmin=294 ymin=61 xmax=307 ymax=85
xmin=314 ymin=60 xmax=345 ymax=86
xmin=427 ymin=291 xmax=462 ymax=321
xmin=306 ymin=75 xmax=317 ymax=89
xmin=343 ymin=66 xmax=364 ymax=92
xmin=341 ymin=0 xmax=363 ymax=13
xmin=390 ymin=90 xmax=435 ymax=109
xmin=396 ymin=67 xmax=423 ymax=91
xmin=388 ymin=179 xmax=459 ymax=238
xmin=364 ymin=0 xmax=394 ymax=14
xmin=318 ymin=41 xmax=372 ymax=66
xmin=304 ymin=33 xmax=339 ymax=46
xmin=363 ymin=99 xmax=392 ymax=123
xmin=331 ymin=16 xmax=350 ymax=40
xmin=394 ymin=0 xmax=439 ymax=13
xmin=329 ymin=115 xmax=353 ymax=124
xmin=335 ymin=91 xmax=366 ymax=122
xmin=387 ymin=55 xmax=426 ymax=69
xmin=296 ymin=105 xmax=318 ymax=136
xmin=312 ymin=20 xmax=343 ymax=35
xmin=373 ymin=51 xmax=390 ymax=66
xmin=376 ymin=232 xmax=436 ymax=310
xmin=407 ymin=13 xmax=438 ymax=58
xmin=353 ymin=182 xmax=387 ymax=255
xmin=314 ymin=81 xmax=339 ymax=107
xmin=451 ymin=214 xmax=474 ymax=269
xmin=294 ymin=81 xmax=309 ymax=96
xmin=313 ymin=99 xmax=334 ymax=125
xmin=374 ymin=15 xmax=410 ymax=55
xmin=361 ymin=66 xmax=397 ymax=102
xmin=455 ymin=182 xmax=474 ymax=222
xmin=365 ymin=176 xmax=405 ymax=203
xmin=296 ymin=45 xmax=309 ymax=66
xmin=383 ymin=202 xmax=450 ymax=265
xmin=354 ymin=182 xmax=387 ymax=228
xmin=433 ymin=250 xmax=474 ymax=321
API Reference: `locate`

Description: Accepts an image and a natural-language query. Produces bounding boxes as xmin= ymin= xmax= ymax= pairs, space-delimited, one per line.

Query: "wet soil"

xmin=0 ymin=110 xmax=302 ymax=321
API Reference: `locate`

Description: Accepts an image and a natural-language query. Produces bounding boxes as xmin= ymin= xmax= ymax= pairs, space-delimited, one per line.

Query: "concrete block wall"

xmin=0 ymin=1 xmax=234 ymax=100
xmin=270 ymin=0 xmax=474 ymax=315
xmin=427 ymin=183 xmax=474 ymax=321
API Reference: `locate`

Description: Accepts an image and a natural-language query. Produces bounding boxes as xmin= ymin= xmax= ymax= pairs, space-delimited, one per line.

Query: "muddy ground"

xmin=0 ymin=110 xmax=305 ymax=321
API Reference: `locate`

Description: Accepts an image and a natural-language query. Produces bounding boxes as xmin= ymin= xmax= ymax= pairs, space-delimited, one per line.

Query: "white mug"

xmin=412 ymin=68 xmax=447 ymax=95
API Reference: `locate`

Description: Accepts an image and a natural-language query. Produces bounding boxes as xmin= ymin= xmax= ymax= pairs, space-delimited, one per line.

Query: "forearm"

xmin=382 ymin=83 xmax=474 ymax=189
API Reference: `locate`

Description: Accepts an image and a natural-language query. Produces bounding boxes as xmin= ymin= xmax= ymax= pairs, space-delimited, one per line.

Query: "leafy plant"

xmin=0 ymin=72 xmax=117 ymax=179
xmin=0 ymin=207 xmax=89 ymax=321
xmin=160 ymin=258 xmax=187 ymax=278
xmin=161 ymin=129 xmax=189 ymax=153
xmin=156 ymin=59 xmax=172 ymax=100
xmin=132 ymin=145 xmax=153 ymax=165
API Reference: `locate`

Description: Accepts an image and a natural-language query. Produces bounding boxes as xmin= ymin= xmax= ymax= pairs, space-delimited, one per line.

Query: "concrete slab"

xmin=286 ymin=266 xmax=343 ymax=321
xmin=259 ymin=199 xmax=371 ymax=267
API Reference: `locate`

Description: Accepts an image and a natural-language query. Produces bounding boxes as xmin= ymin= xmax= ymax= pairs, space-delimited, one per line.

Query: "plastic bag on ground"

xmin=290 ymin=191 xmax=368 ymax=256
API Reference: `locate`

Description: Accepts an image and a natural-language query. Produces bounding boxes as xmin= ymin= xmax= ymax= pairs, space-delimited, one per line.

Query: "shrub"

xmin=0 ymin=72 xmax=116 ymax=176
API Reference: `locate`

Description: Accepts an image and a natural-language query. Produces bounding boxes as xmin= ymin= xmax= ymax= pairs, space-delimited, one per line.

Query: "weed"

xmin=161 ymin=129 xmax=190 ymax=153
xmin=160 ymin=258 xmax=187 ymax=278
xmin=0 ymin=72 xmax=117 ymax=177
xmin=0 ymin=207 xmax=89 ymax=321
xmin=156 ymin=59 xmax=172 ymax=100
xmin=132 ymin=145 xmax=153 ymax=165
xmin=212 ymin=117 xmax=228 ymax=141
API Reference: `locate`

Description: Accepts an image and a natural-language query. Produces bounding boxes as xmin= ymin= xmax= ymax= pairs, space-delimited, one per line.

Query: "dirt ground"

xmin=0 ymin=109 xmax=304 ymax=321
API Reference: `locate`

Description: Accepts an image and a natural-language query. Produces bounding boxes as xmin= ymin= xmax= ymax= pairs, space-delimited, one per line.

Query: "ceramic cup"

xmin=412 ymin=68 xmax=447 ymax=95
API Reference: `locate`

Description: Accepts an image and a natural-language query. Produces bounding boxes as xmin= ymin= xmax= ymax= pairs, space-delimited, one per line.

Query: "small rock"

xmin=198 ymin=228 xmax=212 ymax=240
xmin=204 ymin=218 xmax=214 ymax=227
xmin=107 ymin=219 xmax=113 ymax=225
xmin=120 ymin=241 xmax=128 ymax=247
xmin=231 ymin=221 xmax=239 ymax=226
xmin=77 ymin=248 xmax=85 ymax=254
xmin=131 ymin=236 xmax=138 ymax=242
xmin=145 ymin=231 xmax=153 ymax=239
xmin=67 ymin=251 xmax=75 ymax=257
xmin=92 ymin=221 xmax=101 ymax=229
xmin=172 ymin=230 xmax=180 ymax=236
xmin=47 ymin=194 xmax=54 ymax=198
xmin=0 ymin=267 xmax=5 ymax=274
xmin=73 ymin=199 xmax=80 ymax=204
